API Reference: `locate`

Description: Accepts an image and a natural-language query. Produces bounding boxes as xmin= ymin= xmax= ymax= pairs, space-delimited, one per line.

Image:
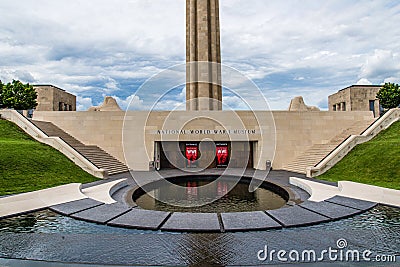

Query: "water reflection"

xmin=0 ymin=210 xmax=141 ymax=234
xmin=134 ymin=179 xmax=287 ymax=213
xmin=0 ymin=206 xmax=399 ymax=266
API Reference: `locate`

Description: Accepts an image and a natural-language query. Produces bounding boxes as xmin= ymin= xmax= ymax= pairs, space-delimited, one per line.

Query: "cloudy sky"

xmin=0 ymin=0 xmax=399 ymax=111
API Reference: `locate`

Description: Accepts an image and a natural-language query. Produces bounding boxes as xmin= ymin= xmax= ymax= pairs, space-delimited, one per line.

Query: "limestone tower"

xmin=186 ymin=0 xmax=222 ymax=111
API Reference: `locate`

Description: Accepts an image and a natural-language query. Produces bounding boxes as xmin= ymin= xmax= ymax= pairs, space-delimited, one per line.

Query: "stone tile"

xmin=266 ymin=206 xmax=330 ymax=227
xmin=71 ymin=203 xmax=132 ymax=224
xmin=299 ymin=201 xmax=360 ymax=219
xmin=107 ymin=208 xmax=170 ymax=230
xmin=161 ymin=213 xmax=221 ymax=232
xmin=221 ymin=211 xmax=282 ymax=231
xmin=50 ymin=198 xmax=103 ymax=216
xmin=325 ymin=196 xmax=377 ymax=211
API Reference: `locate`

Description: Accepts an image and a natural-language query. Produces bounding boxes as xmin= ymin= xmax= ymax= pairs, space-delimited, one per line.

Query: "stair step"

xmin=79 ymin=151 xmax=112 ymax=155
xmin=80 ymin=153 xmax=112 ymax=157
xmin=108 ymin=172 xmax=127 ymax=175
xmin=78 ymin=150 xmax=111 ymax=154
xmin=103 ymin=168 xmax=128 ymax=172
xmin=83 ymin=157 xmax=123 ymax=163
xmin=283 ymin=119 xmax=373 ymax=173
xmin=103 ymin=166 xmax=129 ymax=170
xmin=290 ymin=158 xmax=321 ymax=162
xmin=83 ymin=152 xmax=116 ymax=156
xmin=89 ymin=159 xmax=125 ymax=164
xmin=104 ymin=169 xmax=130 ymax=174
xmin=32 ymin=120 xmax=129 ymax=176
xmin=92 ymin=163 xmax=127 ymax=168
xmin=83 ymin=162 xmax=125 ymax=167
xmin=104 ymin=166 xmax=129 ymax=170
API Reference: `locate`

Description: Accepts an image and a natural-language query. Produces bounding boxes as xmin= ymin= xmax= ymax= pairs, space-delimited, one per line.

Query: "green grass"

xmin=318 ymin=121 xmax=400 ymax=190
xmin=0 ymin=119 xmax=98 ymax=196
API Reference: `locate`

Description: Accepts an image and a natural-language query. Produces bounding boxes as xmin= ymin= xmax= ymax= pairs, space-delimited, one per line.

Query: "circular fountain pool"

xmin=132 ymin=175 xmax=288 ymax=213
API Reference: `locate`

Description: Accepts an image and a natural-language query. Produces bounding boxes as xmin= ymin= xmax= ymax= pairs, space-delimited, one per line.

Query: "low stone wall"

xmin=307 ymin=108 xmax=400 ymax=177
xmin=33 ymin=110 xmax=374 ymax=171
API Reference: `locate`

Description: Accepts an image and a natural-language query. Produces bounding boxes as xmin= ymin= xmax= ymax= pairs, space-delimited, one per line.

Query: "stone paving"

xmin=38 ymin=170 xmax=379 ymax=233
xmin=290 ymin=177 xmax=400 ymax=206
xmin=2 ymin=169 xmax=395 ymax=233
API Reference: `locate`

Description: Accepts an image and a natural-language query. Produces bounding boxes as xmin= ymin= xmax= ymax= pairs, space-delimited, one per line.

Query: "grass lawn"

xmin=0 ymin=119 xmax=98 ymax=196
xmin=318 ymin=121 xmax=400 ymax=190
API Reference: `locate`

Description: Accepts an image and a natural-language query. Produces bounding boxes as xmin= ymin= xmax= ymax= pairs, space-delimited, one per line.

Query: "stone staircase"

xmin=283 ymin=119 xmax=375 ymax=174
xmin=31 ymin=120 xmax=129 ymax=176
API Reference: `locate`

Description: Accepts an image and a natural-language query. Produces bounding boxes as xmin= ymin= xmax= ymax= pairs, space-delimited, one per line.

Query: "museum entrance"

xmin=155 ymin=141 xmax=254 ymax=170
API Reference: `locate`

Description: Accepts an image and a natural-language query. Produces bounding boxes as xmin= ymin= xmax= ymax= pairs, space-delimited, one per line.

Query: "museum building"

xmin=328 ymin=85 xmax=382 ymax=117
xmin=31 ymin=0 xmax=376 ymax=174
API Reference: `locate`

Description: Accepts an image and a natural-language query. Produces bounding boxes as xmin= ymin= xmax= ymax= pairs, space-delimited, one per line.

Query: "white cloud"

xmin=112 ymin=94 xmax=145 ymax=111
xmin=104 ymin=78 xmax=120 ymax=94
xmin=220 ymin=1 xmax=400 ymax=88
xmin=178 ymin=87 xmax=186 ymax=102
xmin=76 ymin=96 xmax=93 ymax=111
xmin=263 ymin=87 xmax=333 ymax=111
xmin=152 ymin=99 xmax=186 ymax=111
xmin=0 ymin=0 xmax=399 ymax=111
xmin=383 ymin=77 xmax=400 ymax=84
xmin=360 ymin=50 xmax=400 ymax=79
xmin=223 ymin=95 xmax=250 ymax=110
xmin=356 ymin=78 xmax=372 ymax=85
xmin=0 ymin=69 xmax=36 ymax=83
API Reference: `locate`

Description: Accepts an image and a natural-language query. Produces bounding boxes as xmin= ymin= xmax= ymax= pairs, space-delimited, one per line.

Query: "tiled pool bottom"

xmin=0 ymin=205 xmax=399 ymax=266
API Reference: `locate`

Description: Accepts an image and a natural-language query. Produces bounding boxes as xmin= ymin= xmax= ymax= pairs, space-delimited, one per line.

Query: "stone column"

xmin=186 ymin=0 xmax=222 ymax=111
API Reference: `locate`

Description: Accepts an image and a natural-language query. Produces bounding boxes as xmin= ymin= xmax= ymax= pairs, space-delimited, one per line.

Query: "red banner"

xmin=216 ymin=145 xmax=229 ymax=167
xmin=185 ymin=145 xmax=198 ymax=166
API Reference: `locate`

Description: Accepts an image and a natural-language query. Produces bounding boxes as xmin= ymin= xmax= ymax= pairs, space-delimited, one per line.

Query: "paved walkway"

xmin=0 ymin=179 xmax=126 ymax=219
xmin=290 ymin=177 xmax=400 ymax=207
xmin=1 ymin=170 xmax=399 ymax=229
xmin=81 ymin=179 xmax=127 ymax=204
xmin=47 ymin=170 xmax=378 ymax=232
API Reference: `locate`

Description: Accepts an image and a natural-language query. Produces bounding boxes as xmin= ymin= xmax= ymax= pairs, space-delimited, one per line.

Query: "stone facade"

xmin=328 ymin=85 xmax=382 ymax=117
xmin=186 ymin=0 xmax=222 ymax=111
xmin=33 ymin=111 xmax=374 ymax=172
xmin=34 ymin=85 xmax=76 ymax=111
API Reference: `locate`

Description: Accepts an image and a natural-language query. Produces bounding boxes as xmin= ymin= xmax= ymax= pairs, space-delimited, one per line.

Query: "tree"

xmin=0 ymin=80 xmax=3 ymax=108
xmin=377 ymin=82 xmax=400 ymax=109
xmin=0 ymin=80 xmax=38 ymax=110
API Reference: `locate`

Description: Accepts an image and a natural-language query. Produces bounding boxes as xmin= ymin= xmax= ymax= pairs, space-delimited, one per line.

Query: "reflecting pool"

xmin=133 ymin=176 xmax=287 ymax=212
xmin=0 ymin=206 xmax=399 ymax=266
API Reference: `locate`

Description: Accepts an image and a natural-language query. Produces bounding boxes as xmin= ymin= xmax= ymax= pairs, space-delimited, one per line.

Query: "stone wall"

xmin=33 ymin=110 xmax=374 ymax=171
xmin=328 ymin=89 xmax=351 ymax=111
xmin=328 ymin=85 xmax=381 ymax=117
xmin=34 ymin=85 xmax=76 ymax=111
xmin=350 ymin=87 xmax=381 ymax=116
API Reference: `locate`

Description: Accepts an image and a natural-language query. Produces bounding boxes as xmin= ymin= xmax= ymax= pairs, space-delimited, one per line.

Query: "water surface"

xmin=134 ymin=178 xmax=287 ymax=212
xmin=0 ymin=206 xmax=399 ymax=266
